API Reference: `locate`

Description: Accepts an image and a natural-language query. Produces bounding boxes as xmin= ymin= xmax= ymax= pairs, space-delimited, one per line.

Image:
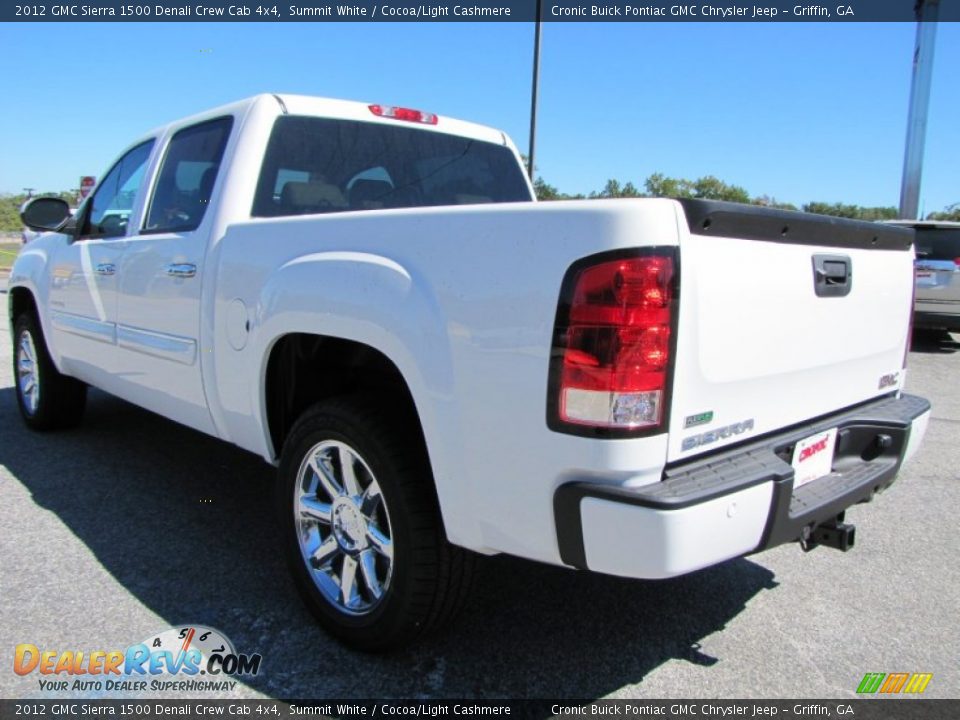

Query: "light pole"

xmin=899 ymin=0 xmax=939 ymax=219
xmin=527 ymin=0 xmax=542 ymax=181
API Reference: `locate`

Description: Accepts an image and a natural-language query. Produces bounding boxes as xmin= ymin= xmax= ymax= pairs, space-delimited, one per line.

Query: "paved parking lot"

xmin=1 ymin=309 xmax=957 ymax=701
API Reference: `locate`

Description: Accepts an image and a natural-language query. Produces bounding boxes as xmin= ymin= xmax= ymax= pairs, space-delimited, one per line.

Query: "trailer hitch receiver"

xmin=800 ymin=516 xmax=856 ymax=552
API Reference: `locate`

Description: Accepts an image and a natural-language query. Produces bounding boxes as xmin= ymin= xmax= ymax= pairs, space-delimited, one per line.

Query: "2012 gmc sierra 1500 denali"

xmin=10 ymin=94 xmax=931 ymax=650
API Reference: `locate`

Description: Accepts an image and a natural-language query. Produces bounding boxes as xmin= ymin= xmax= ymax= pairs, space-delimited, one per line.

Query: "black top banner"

xmin=3 ymin=0 xmax=960 ymax=22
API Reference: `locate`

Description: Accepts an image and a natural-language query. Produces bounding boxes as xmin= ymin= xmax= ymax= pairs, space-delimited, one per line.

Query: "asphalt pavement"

xmin=1 ymin=310 xmax=958 ymax=701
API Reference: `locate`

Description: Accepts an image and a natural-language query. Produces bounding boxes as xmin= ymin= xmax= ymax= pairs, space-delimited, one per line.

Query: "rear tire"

xmin=278 ymin=397 xmax=473 ymax=651
xmin=13 ymin=312 xmax=86 ymax=431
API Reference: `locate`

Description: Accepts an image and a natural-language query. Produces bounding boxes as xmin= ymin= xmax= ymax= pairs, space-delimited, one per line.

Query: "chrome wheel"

xmin=295 ymin=440 xmax=394 ymax=616
xmin=16 ymin=330 xmax=40 ymax=416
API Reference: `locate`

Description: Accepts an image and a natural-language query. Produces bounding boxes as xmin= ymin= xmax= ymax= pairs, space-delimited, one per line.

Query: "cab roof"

xmin=139 ymin=93 xmax=511 ymax=148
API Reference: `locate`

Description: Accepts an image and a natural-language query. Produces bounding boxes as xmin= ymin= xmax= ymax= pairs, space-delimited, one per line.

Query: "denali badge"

xmin=682 ymin=419 xmax=755 ymax=451
xmin=684 ymin=411 xmax=714 ymax=429
xmin=878 ymin=372 xmax=900 ymax=390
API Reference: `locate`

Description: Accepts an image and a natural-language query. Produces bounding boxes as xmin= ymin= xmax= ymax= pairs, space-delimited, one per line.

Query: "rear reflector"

xmin=547 ymin=249 xmax=678 ymax=437
xmin=369 ymin=104 xmax=438 ymax=125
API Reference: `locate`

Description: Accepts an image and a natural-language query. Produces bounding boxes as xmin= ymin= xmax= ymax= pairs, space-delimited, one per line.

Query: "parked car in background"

xmin=888 ymin=220 xmax=960 ymax=333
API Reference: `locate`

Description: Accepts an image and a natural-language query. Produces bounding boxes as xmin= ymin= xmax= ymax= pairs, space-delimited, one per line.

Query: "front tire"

xmin=278 ymin=397 xmax=473 ymax=651
xmin=13 ymin=312 xmax=86 ymax=431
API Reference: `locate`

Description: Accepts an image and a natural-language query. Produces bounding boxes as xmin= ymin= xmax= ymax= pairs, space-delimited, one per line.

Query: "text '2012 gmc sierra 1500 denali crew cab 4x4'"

xmin=11 ymin=94 xmax=931 ymax=650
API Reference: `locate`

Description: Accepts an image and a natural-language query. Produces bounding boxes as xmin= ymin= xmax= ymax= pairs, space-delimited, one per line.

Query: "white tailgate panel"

xmin=668 ymin=233 xmax=913 ymax=462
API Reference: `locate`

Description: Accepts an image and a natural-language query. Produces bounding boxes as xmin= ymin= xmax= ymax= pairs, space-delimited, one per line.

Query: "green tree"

xmin=0 ymin=195 xmax=22 ymax=233
xmin=858 ymin=206 xmax=898 ymax=221
xmin=802 ymin=201 xmax=859 ymax=218
xmin=533 ymin=177 xmax=562 ymax=201
xmin=533 ymin=177 xmax=585 ymax=201
xmin=644 ymin=172 xmax=686 ymax=198
xmin=691 ymin=175 xmax=750 ymax=203
xmin=592 ymin=179 xmax=643 ymax=198
xmin=643 ymin=173 xmax=750 ymax=203
xmin=753 ymin=195 xmax=798 ymax=211
xmin=802 ymin=202 xmax=897 ymax=221
xmin=927 ymin=203 xmax=960 ymax=222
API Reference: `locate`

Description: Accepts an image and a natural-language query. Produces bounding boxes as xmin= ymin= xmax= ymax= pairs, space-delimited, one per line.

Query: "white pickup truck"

xmin=11 ymin=94 xmax=931 ymax=650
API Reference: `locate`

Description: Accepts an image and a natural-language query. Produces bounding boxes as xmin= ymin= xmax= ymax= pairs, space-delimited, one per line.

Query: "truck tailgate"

xmin=667 ymin=200 xmax=915 ymax=463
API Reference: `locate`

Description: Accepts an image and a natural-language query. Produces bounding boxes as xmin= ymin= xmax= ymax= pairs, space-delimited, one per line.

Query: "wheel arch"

xmin=259 ymin=331 xmax=468 ymax=541
xmin=8 ymin=285 xmax=39 ymax=333
xmin=263 ymin=333 xmax=426 ymax=462
xmin=8 ymin=239 xmax=58 ymax=367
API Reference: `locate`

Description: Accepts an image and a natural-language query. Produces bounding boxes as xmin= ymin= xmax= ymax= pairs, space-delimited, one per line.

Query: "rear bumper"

xmin=554 ymin=394 xmax=931 ymax=579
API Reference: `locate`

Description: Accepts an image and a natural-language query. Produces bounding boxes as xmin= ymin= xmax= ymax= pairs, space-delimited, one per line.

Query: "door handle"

xmin=95 ymin=263 xmax=116 ymax=276
xmin=165 ymin=263 xmax=197 ymax=279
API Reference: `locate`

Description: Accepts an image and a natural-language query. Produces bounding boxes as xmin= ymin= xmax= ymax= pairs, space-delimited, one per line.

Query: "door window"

xmin=144 ymin=117 xmax=233 ymax=234
xmin=79 ymin=140 xmax=154 ymax=239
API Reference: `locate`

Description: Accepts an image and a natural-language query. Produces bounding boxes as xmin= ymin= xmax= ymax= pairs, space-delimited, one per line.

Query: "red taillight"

xmin=369 ymin=104 xmax=438 ymax=125
xmin=548 ymin=251 xmax=677 ymax=435
xmin=954 ymin=257 xmax=960 ymax=266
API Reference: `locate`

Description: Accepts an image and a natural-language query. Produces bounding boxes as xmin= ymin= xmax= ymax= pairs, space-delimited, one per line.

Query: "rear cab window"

xmin=252 ymin=116 xmax=532 ymax=218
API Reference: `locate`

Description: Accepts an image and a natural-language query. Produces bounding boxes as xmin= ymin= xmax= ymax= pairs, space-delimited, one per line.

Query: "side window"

xmin=144 ymin=116 xmax=232 ymax=234
xmin=80 ymin=140 xmax=154 ymax=239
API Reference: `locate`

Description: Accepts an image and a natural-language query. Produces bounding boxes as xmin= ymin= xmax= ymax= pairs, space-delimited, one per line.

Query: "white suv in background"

xmin=889 ymin=221 xmax=960 ymax=333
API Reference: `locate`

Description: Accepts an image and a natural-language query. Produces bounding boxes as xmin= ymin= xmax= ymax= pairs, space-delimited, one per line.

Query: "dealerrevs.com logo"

xmin=14 ymin=626 xmax=262 ymax=693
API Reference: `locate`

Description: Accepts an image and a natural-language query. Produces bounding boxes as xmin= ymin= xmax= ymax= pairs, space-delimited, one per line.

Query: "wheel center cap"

xmin=331 ymin=498 xmax=367 ymax=551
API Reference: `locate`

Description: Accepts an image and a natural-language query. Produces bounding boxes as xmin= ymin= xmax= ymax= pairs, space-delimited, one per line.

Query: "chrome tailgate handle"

xmin=165 ymin=263 xmax=197 ymax=279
